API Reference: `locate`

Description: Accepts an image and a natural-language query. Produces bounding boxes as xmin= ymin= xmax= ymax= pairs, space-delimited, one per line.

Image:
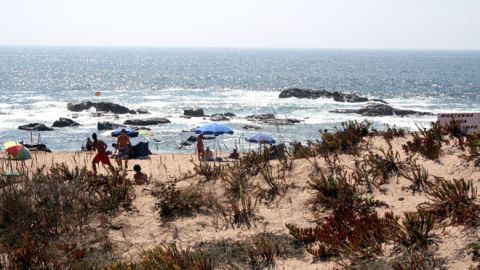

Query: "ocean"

xmin=0 ymin=47 xmax=479 ymax=153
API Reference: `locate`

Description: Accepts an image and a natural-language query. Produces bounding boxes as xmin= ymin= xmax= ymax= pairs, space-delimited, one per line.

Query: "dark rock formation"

xmin=23 ymin=143 xmax=51 ymax=152
xmin=97 ymin=121 xmax=126 ymax=130
xmin=330 ymin=103 xmax=434 ymax=117
xmin=52 ymin=117 xmax=80 ymax=128
xmin=187 ymin=136 xmax=198 ymax=142
xmin=210 ymin=114 xmax=230 ymax=121
xmin=67 ymin=102 xmax=133 ymax=114
xmin=242 ymin=125 xmax=262 ymax=130
xmin=279 ymin=88 xmax=387 ymax=103
xmin=224 ymin=112 xmax=236 ymax=117
xmin=18 ymin=123 xmax=54 ymax=131
xmin=246 ymin=114 xmax=301 ymax=125
xmin=184 ymin=108 xmax=205 ymax=117
xmin=123 ymin=117 xmax=171 ymax=126
xmin=331 ymin=92 xmax=369 ymax=103
xmin=136 ymin=108 xmax=149 ymax=114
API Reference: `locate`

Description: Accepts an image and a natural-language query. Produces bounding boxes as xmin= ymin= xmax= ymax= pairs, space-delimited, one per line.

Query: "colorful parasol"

xmin=5 ymin=144 xmax=32 ymax=160
xmin=3 ymin=141 xmax=21 ymax=150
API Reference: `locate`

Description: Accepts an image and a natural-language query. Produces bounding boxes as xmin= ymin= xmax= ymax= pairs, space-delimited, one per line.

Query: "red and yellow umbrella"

xmin=4 ymin=142 xmax=31 ymax=160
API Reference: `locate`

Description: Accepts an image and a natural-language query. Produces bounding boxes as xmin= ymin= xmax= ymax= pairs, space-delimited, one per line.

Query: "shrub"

xmin=443 ymin=117 xmax=468 ymax=140
xmin=287 ymin=204 xmax=397 ymax=262
xmin=383 ymin=127 xmax=406 ymax=143
xmin=354 ymin=251 xmax=446 ymax=270
xmin=400 ymin=161 xmax=432 ymax=195
xmin=466 ymin=134 xmax=480 ymax=162
xmin=245 ymin=237 xmax=280 ymax=269
xmin=316 ymin=121 xmax=372 ymax=155
xmin=153 ymin=181 xmax=212 ymax=220
xmin=307 ymin=169 xmax=357 ymax=211
xmin=192 ymin=161 xmax=223 ymax=181
xmin=467 ymin=240 xmax=480 ymax=262
xmin=393 ymin=211 xmax=439 ymax=252
xmin=421 ymin=178 xmax=479 ymax=226
xmin=351 ymin=160 xmax=378 ymax=193
xmin=258 ymin=164 xmax=285 ymax=203
xmin=365 ymin=146 xmax=401 ymax=185
xmin=239 ymin=150 xmax=270 ymax=176
xmin=390 ymin=251 xmax=445 ymax=270
xmin=0 ymin=163 xmax=132 ymax=269
xmin=291 ymin=141 xmax=316 ymax=159
xmin=104 ymin=244 xmax=215 ymax=270
xmin=216 ymin=163 xmax=259 ymax=229
xmin=402 ymin=123 xmax=443 ymax=160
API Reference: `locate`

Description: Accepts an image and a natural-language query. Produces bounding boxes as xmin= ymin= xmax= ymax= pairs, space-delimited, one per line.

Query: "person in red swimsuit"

xmin=91 ymin=133 xmax=114 ymax=175
xmin=196 ymin=135 xmax=204 ymax=160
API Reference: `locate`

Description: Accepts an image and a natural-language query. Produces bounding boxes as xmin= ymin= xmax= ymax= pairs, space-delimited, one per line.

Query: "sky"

xmin=0 ymin=0 xmax=479 ymax=49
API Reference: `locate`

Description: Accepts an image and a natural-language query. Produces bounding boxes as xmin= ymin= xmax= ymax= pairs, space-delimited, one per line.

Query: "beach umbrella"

xmin=195 ymin=123 xmax=234 ymax=136
xmin=111 ymin=127 xmax=139 ymax=138
xmin=195 ymin=123 xmax=234 ymax=159
xmin=5 ymin=144 xmax=31 ymax=160
xmin=245 ymin=133 xmax=276 ymax=144
xmin=3 ymin=141 xmax=21 ymax=150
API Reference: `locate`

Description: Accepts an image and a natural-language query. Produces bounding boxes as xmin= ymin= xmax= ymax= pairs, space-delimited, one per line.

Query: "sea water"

xmin=0 ymin=47 xmax=479 ymax=153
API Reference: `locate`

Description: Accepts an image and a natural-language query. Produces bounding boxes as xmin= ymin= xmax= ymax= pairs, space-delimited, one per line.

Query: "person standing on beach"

xmin=196 ymin=135 xmax=204 ymax=160
xmin=91 ymin=133 xmax=114 ymax=176
xmin=116 ymin=129 xmax=131 ymax=169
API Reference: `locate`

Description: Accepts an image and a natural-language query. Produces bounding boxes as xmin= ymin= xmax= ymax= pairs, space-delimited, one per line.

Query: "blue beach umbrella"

xmin=111 ymin=127 xmax=139 ymax=138
xmin=245 ymin=133 xmax=276 ymax=144
xmin=195 ymin=123 xmax=234 ymax=136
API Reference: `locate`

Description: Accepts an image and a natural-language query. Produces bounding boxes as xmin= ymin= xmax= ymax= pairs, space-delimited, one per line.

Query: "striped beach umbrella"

xmin=5 ymin=144 xmax=31 ymax=160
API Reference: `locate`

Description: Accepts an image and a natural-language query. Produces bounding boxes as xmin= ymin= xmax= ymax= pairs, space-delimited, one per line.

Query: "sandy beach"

xmin=11 ymin=134 xmax=479 ymax=269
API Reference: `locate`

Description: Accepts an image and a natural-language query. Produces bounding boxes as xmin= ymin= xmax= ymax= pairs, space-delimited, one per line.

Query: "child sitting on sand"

xmin=228 ymin=148 xmax=239 ymax=159
xmin=133 ymin=164 xmax=149 ymax=185
xmin=204 ymin=146 xmax=214 ymax=161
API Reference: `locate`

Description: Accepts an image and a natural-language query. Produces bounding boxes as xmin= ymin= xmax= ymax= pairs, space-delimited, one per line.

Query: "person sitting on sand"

xmin=133 ymin=164 xmax=149 ymax=185
xmin=196 ymin=135 xmax=204 ymax=160
xmin=85 ymin=137 xmax=93 ymax=151
xmin=91 ymin=133 xmax=114 ymax=176
xmin=116 ymin=129 xmax=131 ymax=169
xmin=204 ymin=146 xmax=214 ymax=161
xmin=228 ymin=148 xmax=239 ymax=159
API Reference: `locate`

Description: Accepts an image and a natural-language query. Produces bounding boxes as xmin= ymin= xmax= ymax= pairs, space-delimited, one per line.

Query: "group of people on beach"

xmin=88 ymin=130 xmax=241 ymax=183
xmin=196 ymin=134 xmax=239 ymax=161
xmin=88 ymin=129 xmax=148 ymax=185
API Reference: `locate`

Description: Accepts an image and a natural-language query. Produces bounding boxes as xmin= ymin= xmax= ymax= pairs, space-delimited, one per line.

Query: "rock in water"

xmin=279 ymin=88 xmax=332 ymax=99
xmin=18 ymin=123 xmax=54 ymax=131
xmin=184 ymin=108 xmax=205 ymax=117
xmin=279 ymin=88 xmax=387 ymax=103
xmin=97 ymin=121 xmax=126 ymax=130
xmin=136 ymin=108 xmax=150 ymax=114
xmin=330 ymin=103 xmax=433 ymax=117
xmin=242 ymin=125 xmax=261 ymax=130
xmin=187 ymin=136 xmax=198 ymax=142
xmin=246 ymin=114 xmax=301 ymax=125
xmin=52 ymin=117 xmax=80 ymax=127
xmin=332 ymin=92 xmax=369 ymax=103
xmin=123 ymin=118 xmax=171 ymax=126
xmin=67 ymin=102 xmax=133 ymax=114
xmin=210 ymin=114 xmax=230 ymax=121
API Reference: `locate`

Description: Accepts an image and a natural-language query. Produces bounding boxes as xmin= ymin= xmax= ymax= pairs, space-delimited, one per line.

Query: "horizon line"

xmin=1 ymin=44 xmax=480 ymax=52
